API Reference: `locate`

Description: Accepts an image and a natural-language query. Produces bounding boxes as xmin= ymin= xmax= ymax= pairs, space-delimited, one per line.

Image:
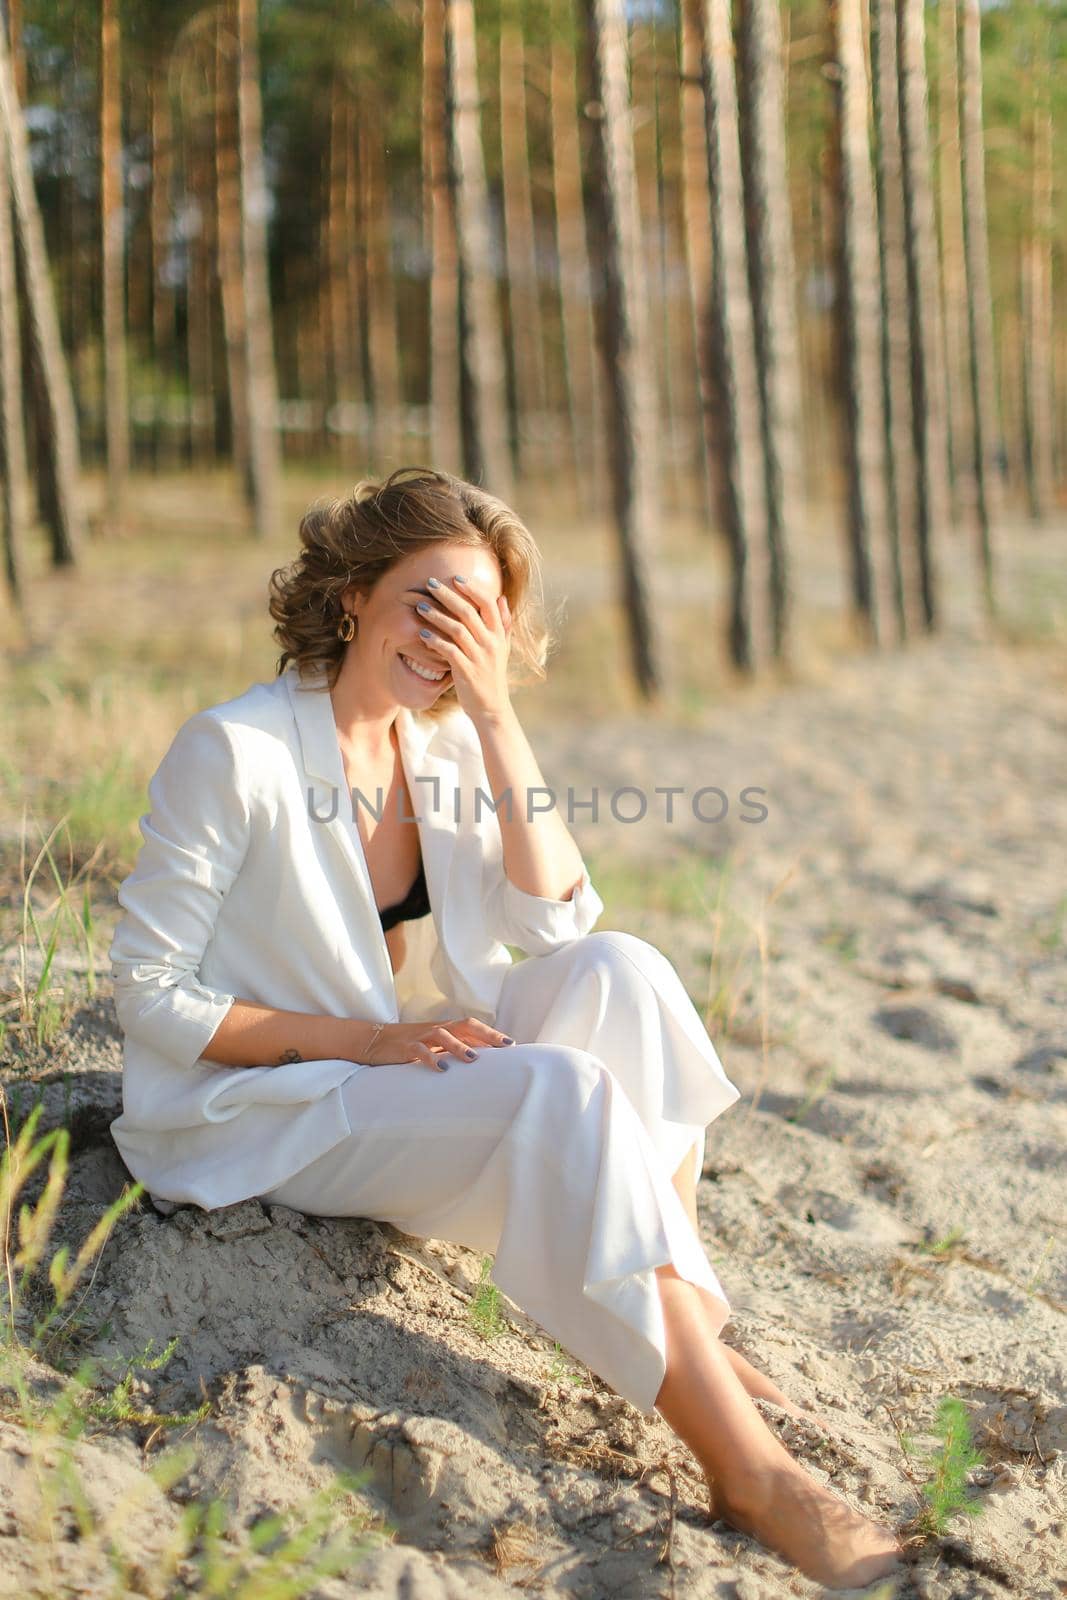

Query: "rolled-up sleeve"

xmin=483 ymin=851 xmax=605 ymax=956
xmin=109 ymin=710 xmax=251 ymax=1070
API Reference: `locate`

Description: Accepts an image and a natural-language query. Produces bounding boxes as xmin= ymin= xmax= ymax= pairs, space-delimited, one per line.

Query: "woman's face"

xmin=344 ymin=540 xmax=505 ymax=708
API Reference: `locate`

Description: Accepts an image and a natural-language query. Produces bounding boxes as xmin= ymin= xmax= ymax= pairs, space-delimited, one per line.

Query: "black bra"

xmin=378 ymin=856 xmax=432 ymax=932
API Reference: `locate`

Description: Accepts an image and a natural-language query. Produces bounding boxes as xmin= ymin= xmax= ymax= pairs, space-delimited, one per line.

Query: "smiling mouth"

xmin=399 ymin=652 xmax=448 ymax=684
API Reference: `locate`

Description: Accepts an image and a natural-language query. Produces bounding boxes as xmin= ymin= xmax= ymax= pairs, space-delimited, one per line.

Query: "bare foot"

xmin=763 ymin=1393 xmax=833 ymax=1431
xmin=709 ymin=1460 xmax=902 ymax=1590
xmin=762 ymin=1393 xmax=856 ymax=1441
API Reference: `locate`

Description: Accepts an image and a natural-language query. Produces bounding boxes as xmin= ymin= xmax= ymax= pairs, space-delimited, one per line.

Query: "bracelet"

xmin=363 ymin=1021 xmax=386 ymax=1063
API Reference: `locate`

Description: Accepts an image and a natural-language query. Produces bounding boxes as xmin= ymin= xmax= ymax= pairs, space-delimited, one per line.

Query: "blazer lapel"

xmin=282 ymin=665 xmax=459 ymax=980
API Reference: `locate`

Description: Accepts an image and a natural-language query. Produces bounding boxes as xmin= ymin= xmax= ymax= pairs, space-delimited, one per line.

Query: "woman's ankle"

xmin=706 ymin=1453 xmax=797 ymax=1525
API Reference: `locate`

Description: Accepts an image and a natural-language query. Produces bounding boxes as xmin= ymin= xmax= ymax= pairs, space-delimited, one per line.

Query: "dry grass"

xmin=485 ymin=1517 xmax=542 ymax=1577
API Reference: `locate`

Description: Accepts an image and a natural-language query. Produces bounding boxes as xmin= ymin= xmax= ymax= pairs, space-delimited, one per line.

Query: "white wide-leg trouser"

xmin=258 ymin=931 xmax=740 ymax=1416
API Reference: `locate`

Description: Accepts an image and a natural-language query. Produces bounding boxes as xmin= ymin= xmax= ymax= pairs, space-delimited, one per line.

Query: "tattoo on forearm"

xmin=276 ymin=1048 xmax=304 ymax=1064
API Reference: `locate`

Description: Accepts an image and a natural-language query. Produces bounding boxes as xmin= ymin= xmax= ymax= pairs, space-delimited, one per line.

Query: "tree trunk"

xmin=958 ymin=0 xmax=999 ymax=614
xmin=345 ymin=94 xmax=367 ymax=456
xmin=652 ymin=15 xmax=690 ymax=496
xmin=361 ymin=91 xmax=402 ymax=467
xmin=236 ymin=0 xmax=282 ymax=538
xmin=6 ymin=0 xmax=22 ymax=101
xmin=813 ymin=149 xmax=840 ymax=495
xmin=735 ymin=0 xmax=803 ymax=663
xmin=697 ymin=0 xmax=770 ymax=673
xmin=445 ymin=0 xmax=514 ymax=500
xmin=150 ymin=63 xmax=175 ymax=379
xmin=549 ymin=0 xmax=601 ymax=516
xmin=998 ymin=297 xmax=1021 ymax=497
xmin=578 ymin=0 xmax=664 ymax=700
xmin=0 ymin=10 xmax=84 ymax=564
xmin=125 ymin=80 xmax=152 ymax=383
xmin=898 ymin=0 xmax=949 ymax=628
xmin=870 ymin=0 xmax=915 ymax=638
xmin=295 ymin=253 xmax=327 ymax=461
xmin=936 ymin=0 xmax=971 ymax=530
xmin=101 ymin=0 xmax=128 ymax=530
xmin=645 ymin=11 xmax=682 ymax=504
xmin=215 ymin=11 xmax=253 ymax=501
xmin=1021 ymin=40 xmax=1053 ymax=524
xmin=499 ymin=9 xmax=548 ymax=479
xmin=630 ymin=18 xmax=675 ymax=490
xmin=326 ymin=76 xmax=360 ymax=417
xmin=827 ymin=0 xmax=894 ymax=646
xmin=678 ymin=0 xmax=714 ymax=521
xmin=185 ymin=104 xmax=215 ymax=468
xmin=317 ymin=127 xmax=333 ymax=433
xmin=422 ymin=0 xmax=462 ymax=473
xmin=0 ymin=101 xmax=30 ymax=618
xmin=9 ymin=2 xmax=58 ymax=548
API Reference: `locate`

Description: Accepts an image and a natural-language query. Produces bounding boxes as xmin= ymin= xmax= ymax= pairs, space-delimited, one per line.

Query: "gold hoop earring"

xmin=337 ymin=612 xmax=356 ymax=643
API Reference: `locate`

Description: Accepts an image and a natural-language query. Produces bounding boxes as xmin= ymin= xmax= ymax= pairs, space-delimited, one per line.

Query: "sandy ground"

xmin=2 ymin=567 xmax=1065 ymax=1596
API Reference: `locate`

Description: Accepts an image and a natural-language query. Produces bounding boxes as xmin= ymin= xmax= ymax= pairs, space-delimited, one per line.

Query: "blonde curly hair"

xmin=268 ymin=466 xmax=553 ymax=718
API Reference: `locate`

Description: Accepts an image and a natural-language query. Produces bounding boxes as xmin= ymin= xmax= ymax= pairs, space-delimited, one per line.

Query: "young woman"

xmin=109 ymin=467 xmax=900 ymax=1588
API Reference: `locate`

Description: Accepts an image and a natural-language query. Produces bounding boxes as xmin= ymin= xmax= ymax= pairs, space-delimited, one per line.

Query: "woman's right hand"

xmin=364 ymin=1017 xmax=515 ymax=1071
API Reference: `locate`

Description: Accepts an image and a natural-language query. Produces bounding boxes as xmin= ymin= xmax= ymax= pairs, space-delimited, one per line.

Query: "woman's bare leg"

xmin=652 ymin=1264 xmax=901 ymax=1590
xmin=670 ymin=1144 xmax=826 ymax=1426
xmin=719 ymin=1342 xmax=829 ymax=1425
xmin=671 ymin=1140 xmax=701 ymax=1233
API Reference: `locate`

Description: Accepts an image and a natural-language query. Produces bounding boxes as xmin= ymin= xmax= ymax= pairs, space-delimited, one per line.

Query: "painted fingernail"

xmin=453 ymin=575 xmax=467 ymax=584
xmin=419 ymin=629 xmax=432 ymax=638
xmin=437 ymin=1061 xmax=450 ymax=1072
xmin=427 ymin=576 xmax=441 ymax=588
xmin=416 ymin=601 xmax=431 ymax=614
xmin=465 ymin=1048 xmax=478 ymax=1059
xmin=501 ymin=1036 xmax=515 ymax=1045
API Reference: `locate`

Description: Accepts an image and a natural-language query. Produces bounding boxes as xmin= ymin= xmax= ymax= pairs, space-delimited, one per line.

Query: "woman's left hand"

xmin=407 ymin=575 xmax=513 ymax=723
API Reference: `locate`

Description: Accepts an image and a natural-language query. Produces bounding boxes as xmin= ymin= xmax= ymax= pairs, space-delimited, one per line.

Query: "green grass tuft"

xmin=903 ymin=1395 xmax=986 ymax=1538
xmin=468 ymin=1254 xmax=507 ymax=1341
xmin=546 ymin=1341 xmax=586 ymax=1386
xmin=917 ymin=1226 xmax=967 ymax=1258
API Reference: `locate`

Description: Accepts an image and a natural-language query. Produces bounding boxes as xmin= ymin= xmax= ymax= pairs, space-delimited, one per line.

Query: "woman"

xmin=109 ymin=467 xmax=900 ymax=1588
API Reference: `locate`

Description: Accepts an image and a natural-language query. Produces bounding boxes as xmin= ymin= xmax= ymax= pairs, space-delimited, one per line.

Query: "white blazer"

xmin=108 ymin=663 xmax=605 ymax=1210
